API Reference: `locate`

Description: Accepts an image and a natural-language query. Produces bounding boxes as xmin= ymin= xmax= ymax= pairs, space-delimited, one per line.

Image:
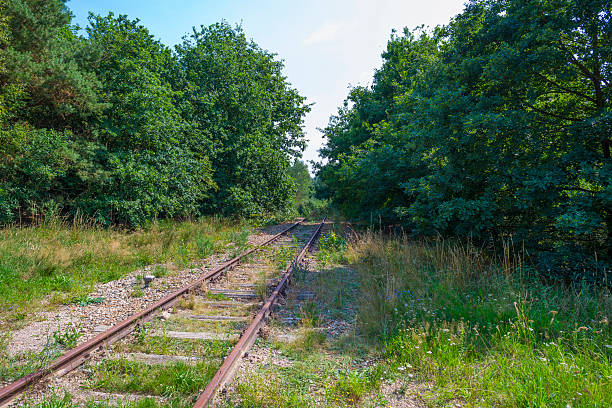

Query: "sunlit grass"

xmin=89 ymin=358 xmax=219 ymax=398
xmin=0 ymin=217 xmax=252 ymax=324
xmin=348 ymin=231 xmax=612 ymax=407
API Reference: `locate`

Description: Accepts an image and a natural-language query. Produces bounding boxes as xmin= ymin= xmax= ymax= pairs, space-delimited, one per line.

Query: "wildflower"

xmin=426 ymin=351 xmax=432 ymax=354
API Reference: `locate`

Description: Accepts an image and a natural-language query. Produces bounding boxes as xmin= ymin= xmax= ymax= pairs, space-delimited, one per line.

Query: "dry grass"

xmin=0 ymin=217 xmax=251 ymax=324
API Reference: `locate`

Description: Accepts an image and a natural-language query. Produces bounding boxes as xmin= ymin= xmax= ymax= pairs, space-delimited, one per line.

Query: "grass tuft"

xmin=89 ymin=358 xmax=220 ymax=398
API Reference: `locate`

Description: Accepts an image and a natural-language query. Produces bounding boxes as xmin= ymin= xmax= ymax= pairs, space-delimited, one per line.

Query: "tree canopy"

xmin=317 ymin=0 xmax=611 ymax=281
xmin=0 ymin=1 xmax=309 ymax=225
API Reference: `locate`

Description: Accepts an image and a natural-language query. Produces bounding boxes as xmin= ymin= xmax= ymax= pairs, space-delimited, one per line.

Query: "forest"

xmin=316 ymin=0 xmax=611 ymax=283
xmin=0 ymin=0 xmax=311 ymax=227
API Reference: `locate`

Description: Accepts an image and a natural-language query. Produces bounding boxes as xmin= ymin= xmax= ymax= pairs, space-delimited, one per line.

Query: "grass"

xmin=13 ymin=224 xmax=608 ymax=408
xmin=0 ymin=216 xmax=252 ymax=325
xmin=222 ymin=227 xmax=611 ymax=407
xmin=89 ymin=358 xmax=220 ymax=398
xmin=0 ymin=323 xmax=83 ymax=382
xmin=317 ymin=230 xmax=347 ymax=266
xmin=117 ymin=334 xmax=234 ymax=358
xmin=20 ymin=392 xmax=190 ymax=408
xmin=346 ymin=231 xmax=612 ymax=407
xmin=222 ymin=345 xmax=371 ymax=408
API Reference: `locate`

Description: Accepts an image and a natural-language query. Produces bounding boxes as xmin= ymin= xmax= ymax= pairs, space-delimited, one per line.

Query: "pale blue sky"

xmin=67 ymin=0 xmax=466 ymax=171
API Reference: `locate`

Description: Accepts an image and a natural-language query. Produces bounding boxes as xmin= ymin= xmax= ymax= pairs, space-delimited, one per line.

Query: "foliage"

xmin=348 ymin=232 xmax=611 ymax=407
xmin=317 ymin=0 xmax=611 ymax=281
xmin=0 ymin=3 xmax=308 ymax=226
xmin=52 ymin=322 xmax=83 ymax=349
xmin=90 ymin=358 xmax=219 ymax=397
xmin=287 ymin=159 xmax=330 ymax=219
xmin=175 ymin=22 xmax=310 ymax=217
xmin=288 ymin=159 xmax=312 ymax=206
xmin=317 ymin=230 xmax=347 ymax=265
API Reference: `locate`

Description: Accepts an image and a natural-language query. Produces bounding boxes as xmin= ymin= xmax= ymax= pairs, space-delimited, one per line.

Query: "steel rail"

xmin=0 ymin=220 xmax=304 ymax=406
xmin=193 ymin=217 xmax=326 ymax=407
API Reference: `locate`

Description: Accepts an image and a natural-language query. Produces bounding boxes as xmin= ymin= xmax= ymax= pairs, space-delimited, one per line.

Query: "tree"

xmin=288 ymin=159 xmax=312 ymax=206
xmin=176 ymin=22 xmax=310 ymax=216
xmin=318 ymin=0 xmax=610 ymax=281
xmin=0 ymin=0 xmax=101 ymax=129
xmin=0 ymin=7 xmax=309 ymax=226
xmin=73 ymin=13 xmax=215 ymax=226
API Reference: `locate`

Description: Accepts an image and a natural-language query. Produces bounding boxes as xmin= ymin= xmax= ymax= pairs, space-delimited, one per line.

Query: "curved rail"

xmin=194 ymin=217 xmax=326 ymax=407
xmin=0 ymin=220 xmax=304 ymax=406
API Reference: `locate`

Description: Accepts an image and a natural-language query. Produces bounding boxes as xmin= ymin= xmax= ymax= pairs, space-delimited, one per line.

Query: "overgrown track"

xmin=0 ymin=220 xmax=307 ymax=406
xmin=195 ymin=217 xmax=326 ymax=407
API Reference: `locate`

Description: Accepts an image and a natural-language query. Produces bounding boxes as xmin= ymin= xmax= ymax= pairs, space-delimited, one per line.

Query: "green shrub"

xmin=317 ymin=231 xmax=347 ymax=265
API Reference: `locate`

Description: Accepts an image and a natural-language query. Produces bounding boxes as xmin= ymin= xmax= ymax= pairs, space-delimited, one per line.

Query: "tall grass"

xmin=0 ymin=217 xmax=251 ymax=323
xmin=346 ymin=231 xmax=611 ymax=407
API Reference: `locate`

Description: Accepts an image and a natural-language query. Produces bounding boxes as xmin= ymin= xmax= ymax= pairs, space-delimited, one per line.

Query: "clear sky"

xmin=67 ymin=0 xmax=466 ymax=171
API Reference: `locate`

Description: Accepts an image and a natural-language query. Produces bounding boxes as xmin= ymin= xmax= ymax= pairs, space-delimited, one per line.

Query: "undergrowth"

xmin=347 ymin=232 xmax=611 ymax=407
xmin=317 ymin=230 xmax=347 ymax=266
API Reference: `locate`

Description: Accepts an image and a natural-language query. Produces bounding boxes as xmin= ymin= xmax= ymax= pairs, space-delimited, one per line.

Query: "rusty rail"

xmin=193 ymin=217 xmax=326 ymax=407
xmin=0 ymin=220 xmax=303 ymax=406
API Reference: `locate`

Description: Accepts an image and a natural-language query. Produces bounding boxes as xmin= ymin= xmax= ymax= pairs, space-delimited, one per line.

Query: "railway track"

xmin=0 ymin=218 xmax=326 ymax=407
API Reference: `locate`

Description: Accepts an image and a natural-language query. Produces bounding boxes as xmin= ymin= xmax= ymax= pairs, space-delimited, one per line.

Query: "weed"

xmin=195 ymin=236 xmax=215 ymax=258
xmin=0 ymin=217 xmax=251 ymax=324
xmin=317 ymin=231 xmax=347 ymax=265
xmin=178 ymin=293 xmax=196 ymax=310
xmin=89 ymin=358 xmax=220 ymax=397
xmin=73 ymin=296 xmax=105 ymax=306
xmin=175 ymin=245 xmax=190 ymax=267
xmin=206 ymin=292 xmax=229 ymax=301
xmin=326 ymin=364 xmax=386 ymax=406
xmin=130 ymin=288 xmax=145 ymax=298
xmin=289 ymin=328 xmax=326 ymax=352
xmin=117 ymin=331 xmax=234 ymax=358
xmin=271 ymin=245 xmax=295 ymax=271
xmin=0 ymin=333 xmax=64 ymax=382
xmin=52 ymin=323 xmax=83 ymax=349
xmin=348 ymin=231 xmax=612 ymax=407
xmin=152 ymin=265 xmax=169 ymax=278
xmin=21 ymin=392 xmax=76 ymax=408
xmin=232 ymin=229 xmax=250 ymax=249
xmin=255 ymin=269 xmax=269 ymax=300
xmin=299 ymin=300 xmax=319 ymax=326
xmin=10 ymin=312 xmax=27 ymax=321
